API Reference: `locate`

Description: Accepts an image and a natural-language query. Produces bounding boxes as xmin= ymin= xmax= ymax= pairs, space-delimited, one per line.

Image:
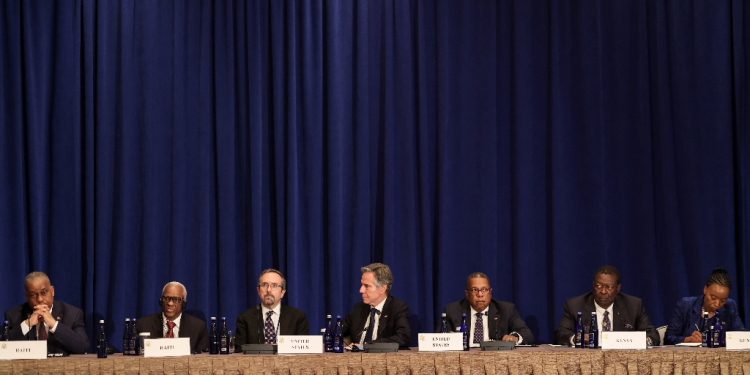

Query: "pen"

xmin=694 ymin=324 xmax=700 ymax=331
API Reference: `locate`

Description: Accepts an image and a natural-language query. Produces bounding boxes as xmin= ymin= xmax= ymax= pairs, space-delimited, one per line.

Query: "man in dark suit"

xmin=135 ymin=281 xmax=208 ymax=353
xmin=3 ymin=271 xmax=89 ymax=355
xmin=442 ymin=272 xmax=533 ymax=346
xmin=342 ymin=263 xmax=411 ymax=349
xmin=554 ymin=265 xmax=659 ymax=346
xmin=235 ymin=269 xmax=309 ymax=349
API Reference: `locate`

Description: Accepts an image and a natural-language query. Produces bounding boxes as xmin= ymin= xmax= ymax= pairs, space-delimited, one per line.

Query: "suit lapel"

xmin=376 ymin=297 xmax=391 ymax=338
xmin=611 ymin=295 xmax=624 ymax=331
xmin=488 ymin=301 xmax=500 ymax=340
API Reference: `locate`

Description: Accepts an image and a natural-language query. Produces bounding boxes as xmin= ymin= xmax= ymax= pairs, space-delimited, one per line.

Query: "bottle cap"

xmin=139 ymin=332 xmax=151 ymax=337
xmin=327 ymin=314 xmax=331 ymax=318
xmin=222 ymin=317 xmax=226 ymax=320
xmin=99 ymin=320 xmax=105 ymax=323
xmin=211 ymin=317 xmax=216 ymax=320
xmin=125 ymin=318 xmax=130 ymax=321
xmin=441 ymin=313 xmax=446 ymax=317
xmin=336 ymin=315 xmax=341 ymax=319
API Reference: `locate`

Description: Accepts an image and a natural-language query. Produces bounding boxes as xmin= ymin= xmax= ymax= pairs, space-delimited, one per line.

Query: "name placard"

xmin=0 ymin=341 xmax=47 ymax=360
xmin=277 ymin=335 xmax=323 ymax=354
xmin=726 ymin=332 xmax=750 ymax=350
xmin=417 ymin=333 xmax=464 ymax=352
xmin=601 ymin=331 xmax=647 ymax=350
xmin=143 ymin=338 xmax=191 ymax=357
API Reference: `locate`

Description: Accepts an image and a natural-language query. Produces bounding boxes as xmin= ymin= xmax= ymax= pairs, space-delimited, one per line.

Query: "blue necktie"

xmin=363 ymin=308 xmax=378 ymax=343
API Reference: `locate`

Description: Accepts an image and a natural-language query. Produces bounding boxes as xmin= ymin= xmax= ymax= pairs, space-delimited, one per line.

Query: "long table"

xmin=2 ymin=346 xmax=750 ymax=375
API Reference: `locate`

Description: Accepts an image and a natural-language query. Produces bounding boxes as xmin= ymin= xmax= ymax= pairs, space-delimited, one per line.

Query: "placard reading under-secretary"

xmin=418 ymin=333 xmax=463 ymax=351
xmin=277 ymin=335 xmax=323 ymax=354
xmin=0 ymin=341 xmax=47 ymax=360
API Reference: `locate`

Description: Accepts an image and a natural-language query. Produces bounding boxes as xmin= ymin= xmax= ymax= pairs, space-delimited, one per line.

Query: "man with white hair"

xmin=4 ymin=271 xmax=89 ymax=355
xmin=135 ymin=281 xmax=208 ymax=353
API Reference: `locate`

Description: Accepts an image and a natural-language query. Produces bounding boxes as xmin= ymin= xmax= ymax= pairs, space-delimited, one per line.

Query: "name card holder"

xmin=143 ymin=338 xmax=191 ymax=357
xmin=600 ymin=331 xmax=647 ymax=350
xmin=417 ymin=333 xmax=464 ymax=352
xmin=277 ymin=335 xmax=323 ymax=354
xmin=726 ymin=332 xmax=750 ymax=350
xmin=0 ymin=341 xmax=47 ymax=360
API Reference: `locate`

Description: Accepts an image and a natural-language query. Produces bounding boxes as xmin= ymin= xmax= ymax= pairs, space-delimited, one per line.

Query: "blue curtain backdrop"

xmin=1 ymin=0 xmax=748 ymax=350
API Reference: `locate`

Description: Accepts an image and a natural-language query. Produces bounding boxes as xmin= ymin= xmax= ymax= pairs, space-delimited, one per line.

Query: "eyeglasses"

xmin=26 ymin=289 xmax=51 ymax=300
xmin=161 ymin=296 xmax=185 ymax=304
xmin=593 ymin=284 xmax=617 ymax=292
xmin=467 ymin=287 xmax=491 ymax=295
xmin=258 ymin=283 xmax=283 ymax=291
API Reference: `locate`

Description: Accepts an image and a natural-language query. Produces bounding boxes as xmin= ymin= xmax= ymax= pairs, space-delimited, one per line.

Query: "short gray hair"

xmin=162 ymin=281 xmax=187 ymax=299
xmin=361 ymin=263 xmax=394 ymax=295
xmin=465 ymin=272 xmax=490 ymax=289
xmin=258 ymin=269 xmax=287 ymax=290
xmin=24 ymin=272 xmax=51 ymax=288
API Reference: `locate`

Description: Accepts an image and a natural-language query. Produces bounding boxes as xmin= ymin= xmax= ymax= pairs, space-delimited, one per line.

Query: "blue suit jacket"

xmin=664 ymin=296 xmax=745 ymax=345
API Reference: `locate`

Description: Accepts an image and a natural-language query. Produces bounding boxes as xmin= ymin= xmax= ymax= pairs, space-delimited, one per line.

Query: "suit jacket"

xmin=664 ymin=296 xmax=746 ymax=345
xmin=4 ymin=301 xmax=89 ymax=355
xmin=341 ymin=295 xmax=411 ymax=349
xmin=135 ymin=312 xmax=209 ymax=353
xmin=234 ymin=304 xmax=310 ymax=349
xmin=554 ymin=292 xmax=660 ymax=346
xmin=441 ymin=298 xmax=534 ymax=344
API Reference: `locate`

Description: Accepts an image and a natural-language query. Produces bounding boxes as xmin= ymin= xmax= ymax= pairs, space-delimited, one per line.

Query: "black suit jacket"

xmin=135 ymin=312 xmax=209 ymax=353
xmin=234 ymin=304 xmax=310 ymax=349
xmin=341 ymin=295 xmax=411 ymax=349
xmin=441 ymin=298 xmax=534 ymax=344
xmin=554 ymin=292 xmax=660 ymax=346
xmin=4 ymin=301 xmax=89 ymax=355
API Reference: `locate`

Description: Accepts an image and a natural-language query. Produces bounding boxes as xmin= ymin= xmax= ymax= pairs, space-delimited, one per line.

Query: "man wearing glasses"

xmin=4 ymin=271 xmax=89 ymax=354
xmin=136 ymin=281 xmax=209 ymax=353
xmin=234 ymin=269 xmax=309 ymax=349
xmin=553 ymin=265 xmax=660 ymax=346
xmin=442 ymin=272 xmax=533 ymax=346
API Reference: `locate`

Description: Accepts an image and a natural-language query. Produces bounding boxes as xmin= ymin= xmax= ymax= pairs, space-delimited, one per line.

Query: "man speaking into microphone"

xmin=3 ymin=271 xmax=89 ymax=354
xmin=442 ymin=272 xmax=534 ymax=346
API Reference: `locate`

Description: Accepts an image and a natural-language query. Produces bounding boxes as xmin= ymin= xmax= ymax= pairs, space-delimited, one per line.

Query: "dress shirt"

xmin=163 ymin=313 xmax=182 ymax=337
xmin=21 ymin=304 xmax=59 ymax=336
xmin=359 ymin=298 xmax=386 ymax=344
xmin=594 ymin=301 xmax=614 ymax=343
xmin=469 ymin=306 xmax=489 ymax=347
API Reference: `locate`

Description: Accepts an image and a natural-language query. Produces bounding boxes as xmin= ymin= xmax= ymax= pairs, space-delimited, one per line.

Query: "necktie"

xmin=603 ymin=311 xmax=612 ymax=332
xmin=37 ymin=322 xmax=48 ymax=340
xmin=265 ymin=311 xmax=276 ymax=344
xmin=363 ymin=308 xmax=378 ymax=343
xmin=166 ymin=321 xmax=176 ymax=338
xmin=474 ymin=312 xmax=484 ymax=343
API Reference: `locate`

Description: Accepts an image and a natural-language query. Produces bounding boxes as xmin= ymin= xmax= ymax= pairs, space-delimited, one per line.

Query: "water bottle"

xmin=220 ymin=317 xmax=229 ymax=354
xmin=97 ymin=320 xmax=108 ymax=358
xmin=721 ymin=320 xmax=726 ymax=347
xmin=123 ymin=318 xmax=131 ymax=355
xmin=460 ymin=313 xmax=469 ymax=351
xmin=333 ymin=316 xmax=344 ymax=353
xmin=130 ymin=318 xmax=139 ymax=355
xmin=711 ymin=312 xmax=721 ymax=347
xmin=2 ymin=320 xmax=9 ymax=341
xmin=701 ymin=311 xmax=710 ymax=345
xmin=440 ymin=313 xmax=449 ymax=333
xmin=588 ymin=312 xmax=598 ymax=349
xmin=209 ymin=317 xmax=219 ymax=354
xmin=324 ymin=315 xmax=334 ymax=352
xmin=575 ymin=312 xmax=584 ymax=348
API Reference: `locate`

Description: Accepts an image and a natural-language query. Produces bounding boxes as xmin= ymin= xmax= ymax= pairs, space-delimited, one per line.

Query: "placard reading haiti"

xmin=417 ymin=333 xmax=463 ymax=351
xmin=143 ymin=338 xmax=191 ymax=357
xmin=726 ymin=332 xmax=750 ymax=350
xmin=277 ymin=335 xmax=324 ymax=354
xmin=0 ymin=341 xmax=47 ymax=360
xmin=600 ymin=331 xmax=646 ymax=350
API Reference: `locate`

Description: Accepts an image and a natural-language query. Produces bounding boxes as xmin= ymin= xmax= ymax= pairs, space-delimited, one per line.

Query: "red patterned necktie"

xmin=37 ymin=322 xmax=48 ymax=340
xmin=166 ymin=321 xmax=176 ymax=338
